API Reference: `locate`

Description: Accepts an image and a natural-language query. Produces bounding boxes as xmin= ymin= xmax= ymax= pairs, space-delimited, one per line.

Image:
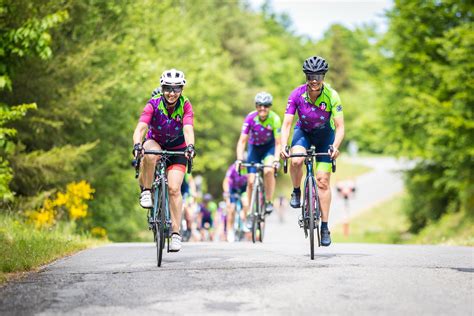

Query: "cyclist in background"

xmin=198 ymin=193 xmax=215 ymax=241
xmin=132 ymin=69 xmax=196 ymax=252
xmin=223 ymin=161 xmax=248 ymax=242
xmin=235 ymin=92 xmax=281 ymax=217
xmin=280 ymin=56 xmax=345 ymax=247
xmin=181 ymin=173 xmax=197 ymax=241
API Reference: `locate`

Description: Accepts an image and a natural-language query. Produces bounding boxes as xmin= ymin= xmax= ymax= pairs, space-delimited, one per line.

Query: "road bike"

xmin=283 ymin=146 xmax=335 ymax=260
xmin=230 ymin=192 xmax=246 ymax=241
xmin=239 ymin=162 xmax=277 ymax=243
xmin=133 ymin=150 xmax=192 ymax=267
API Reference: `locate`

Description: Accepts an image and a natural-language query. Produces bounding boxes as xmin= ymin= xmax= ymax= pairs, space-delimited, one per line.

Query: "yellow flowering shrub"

xmin=26 ymin=181 xmax=95 ymax=229
xmin=91 ymin=226 xmax=107 ymax=239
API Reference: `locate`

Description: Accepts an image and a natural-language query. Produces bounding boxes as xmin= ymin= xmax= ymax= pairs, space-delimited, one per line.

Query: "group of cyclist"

xmin=132 ymin=55 xmax=344 ymax=252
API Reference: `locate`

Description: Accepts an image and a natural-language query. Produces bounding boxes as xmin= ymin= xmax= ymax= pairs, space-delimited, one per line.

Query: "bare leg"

xmin=167 ymin=168 xmax=185 ymax=234
xmin=316 ymin=172 xmax=331 ymax=222
xmin=245 ymin=173 xmax=256 ymax=219
xmin=289 ymin=146 xmax=306 ymax=188
xmin=263 ymin=168 xmax=275 ymax=201
xmin=139 ymin=140 xmax=161 ymax=189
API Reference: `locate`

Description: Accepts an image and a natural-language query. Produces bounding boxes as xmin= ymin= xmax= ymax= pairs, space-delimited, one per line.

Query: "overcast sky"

xmin=250 ymin=0 xmax=393 ymax=40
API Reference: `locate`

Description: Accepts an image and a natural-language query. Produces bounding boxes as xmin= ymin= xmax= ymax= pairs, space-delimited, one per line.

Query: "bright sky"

xmin=250 ymin=0 xmax=393 ymax=40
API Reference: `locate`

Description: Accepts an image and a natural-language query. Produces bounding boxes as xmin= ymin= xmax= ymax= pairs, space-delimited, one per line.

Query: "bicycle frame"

xmin=231 ymin=193 xmax=245 ymax=241
xmin=283 ymin=145 xmax=335 ymax=260
xmin=239 ymin=162 xmax=276 ymax=243
xmin=132 ymin=149 xmax=192 ymax=267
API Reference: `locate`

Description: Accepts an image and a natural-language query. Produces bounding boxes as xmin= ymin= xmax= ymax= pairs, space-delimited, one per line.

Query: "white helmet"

xmin=254 ymin=91 xmax=273 ymax=106
xmin=160 ymin=69 xmax=186 ymax=86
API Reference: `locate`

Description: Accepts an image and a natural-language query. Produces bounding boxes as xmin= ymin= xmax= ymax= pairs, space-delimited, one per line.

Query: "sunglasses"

xmin=256 ymin=103 xmax=272 ymax=108
xmin=162 ymin=85 xmax=183 ymax=93
xmin=306 ymin=74 xmax=325 ymax=82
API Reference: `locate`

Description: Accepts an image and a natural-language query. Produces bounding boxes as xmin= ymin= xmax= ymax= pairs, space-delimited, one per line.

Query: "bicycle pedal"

xmin=298 ymin=219 xmax=304 ymax=228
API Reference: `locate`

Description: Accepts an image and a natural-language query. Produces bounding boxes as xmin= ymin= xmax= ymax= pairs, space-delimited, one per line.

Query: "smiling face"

xmin=162 ymin=85 xmax=183 ymax=105
xmin=256 ymin=104 xmax=270 ymax=120
xmin=306 ymin=73 xmax=325 ymax=93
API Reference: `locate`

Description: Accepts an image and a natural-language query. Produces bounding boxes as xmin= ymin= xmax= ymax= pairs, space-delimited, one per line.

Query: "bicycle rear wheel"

xmin=307 ymin=177 xmax=316 ymax=260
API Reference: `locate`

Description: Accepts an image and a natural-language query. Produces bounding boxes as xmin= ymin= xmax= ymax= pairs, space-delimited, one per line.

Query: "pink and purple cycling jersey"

xmin=241 ymin=110 xmax=281 ymax=146
xmin=139 ymin=94 xmax=194 ymax=149
xmin=226 ymin=163 xmax=247 ymax=190
xmin=285 ymin=84 xmax=343 ymax=132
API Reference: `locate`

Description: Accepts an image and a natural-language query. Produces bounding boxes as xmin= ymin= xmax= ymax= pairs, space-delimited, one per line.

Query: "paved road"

xmin=1 ymin=157 xmax=472 ymax=315
xmin=1 ymin=242 xmax=472 ymax=315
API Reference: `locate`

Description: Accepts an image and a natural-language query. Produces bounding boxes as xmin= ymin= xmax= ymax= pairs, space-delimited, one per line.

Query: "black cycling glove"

xmin=133 ymin=143 xmax=142 ymax=157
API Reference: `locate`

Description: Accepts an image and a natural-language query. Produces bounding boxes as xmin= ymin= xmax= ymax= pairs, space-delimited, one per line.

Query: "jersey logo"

xmin=175 ymin=114 xmax=182 ymax=123
xmin=266 ymin=124 xmax=272 ymax=130
xmin=336 ymin=105 xmax=343 ymax=112
xmin=319 ymin=102 xmax=327 ymax=110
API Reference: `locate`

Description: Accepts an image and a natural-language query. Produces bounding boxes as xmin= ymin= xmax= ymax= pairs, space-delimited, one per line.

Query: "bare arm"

xmin=133 ymin=122 xmax=148 ymax=145
xmin=280 ymin=114 xmax=294 ymax=157
xmin=183 ymin=125 xmax=195 ymax=146
xmin=222 ymin=177 xmax=230 ymax=193
xmin=236 ymin=133 xmax=249 ymax=161
xmin=274 ymin=136 xmax=281 ymax=163
xmin=331 ymin=116 xmax=345 ymax=158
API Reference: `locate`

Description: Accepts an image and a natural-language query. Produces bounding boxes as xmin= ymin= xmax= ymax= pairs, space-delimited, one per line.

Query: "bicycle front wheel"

xmin=250 ymin=184 xmax=258 ymax=244
xmin=154 ymin=187 xmax=165 ymax=267
xmin=258 ymin=184 xmax=265 ymax=242
xmin=307 ymin=177 xmax=316 ymax=260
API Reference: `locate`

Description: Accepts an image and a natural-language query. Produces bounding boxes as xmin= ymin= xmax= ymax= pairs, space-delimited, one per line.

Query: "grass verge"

xmin=332 ymin=192 xmax=474 ymax=246
xmin=0 ymin=213 xmax=104 ymax=284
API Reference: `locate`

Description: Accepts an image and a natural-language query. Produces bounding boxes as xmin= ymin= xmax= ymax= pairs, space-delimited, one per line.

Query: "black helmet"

xmin=302 ymin=56 xmax=329 ymax=74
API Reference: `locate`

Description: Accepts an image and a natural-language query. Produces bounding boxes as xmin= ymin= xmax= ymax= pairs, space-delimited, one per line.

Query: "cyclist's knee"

xmin=168 ymin=185 xmax=181 ymax=197
xmin=263 ymin=168 xmax=273 ymax=176
xmin=317 ymin=176 xmax=330 ymax=191
xmin=291 ymin=157 xmax=304 ymax=168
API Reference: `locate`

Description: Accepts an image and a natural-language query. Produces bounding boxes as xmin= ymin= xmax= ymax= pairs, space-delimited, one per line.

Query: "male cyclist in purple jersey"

xmin=132 ymin=69 xmax=196 ymax=252
xmin=236 ymin=92 xmax=281 ymax=217
xmin=280 ymin=56 xmax=345 ymax=247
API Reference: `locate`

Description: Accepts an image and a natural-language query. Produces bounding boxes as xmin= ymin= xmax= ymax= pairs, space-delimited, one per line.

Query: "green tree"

xmin=381 ymin=0 xmax=473 ymax=231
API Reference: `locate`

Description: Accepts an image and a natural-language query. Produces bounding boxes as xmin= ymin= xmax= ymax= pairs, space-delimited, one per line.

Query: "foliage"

xmin=0 ymin=0 xmax=470 ymax=241
xmin=380 ymin=0 xmax=473 ymax=232
xmin=25 ymin=180 xmax=94 ymax=229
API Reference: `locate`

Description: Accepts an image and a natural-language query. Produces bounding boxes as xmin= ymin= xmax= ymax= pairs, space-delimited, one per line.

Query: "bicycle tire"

xmin=258 ymin=183 xmax=265 ymax=242
xmin=250 ymin=184 xmax=258 ymax=244
xmin=235 ymin=200 xmax=243 ymax=242
xmin=161 ymin=177 xmax=169 ymax=254
xmin=154 ymin=186 xmax=164 ymax=267
xmin=315 ymin=187 xmax=321 ymax=247
xmin=307 ymin=176 xmax=316 ymax=260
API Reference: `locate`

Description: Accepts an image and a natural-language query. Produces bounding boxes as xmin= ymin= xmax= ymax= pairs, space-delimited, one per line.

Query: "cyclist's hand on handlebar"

xmin=132 ymin=143 xmax=143 ymax=158
xmin=272 ymin=159 xmax=280 ymax=169
xmin=235 ymin=159 xmax=242 ymax=173
xmin=329 ymin=145 xmax=340 ymax=159
xmin=185 ymin=144 xmax=196 ymax=159
xmin=280 ymin=146 xmax=290 ymax=160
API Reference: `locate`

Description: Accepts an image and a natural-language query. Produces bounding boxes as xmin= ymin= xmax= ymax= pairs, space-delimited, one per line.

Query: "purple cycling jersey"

xmin=139 ymin=95 xmax=193 ymax=149
xmin=285 ymin=84 xmax=343 ymax=132
xmin=241 ymin=110 xmax=281 ymax=146
xmin=226 ymin=163 xmax=247 ymax=190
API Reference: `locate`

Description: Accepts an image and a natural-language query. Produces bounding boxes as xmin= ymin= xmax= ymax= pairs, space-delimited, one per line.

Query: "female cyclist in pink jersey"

xmin=132 ymin=69 xmax=195 ymax=252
